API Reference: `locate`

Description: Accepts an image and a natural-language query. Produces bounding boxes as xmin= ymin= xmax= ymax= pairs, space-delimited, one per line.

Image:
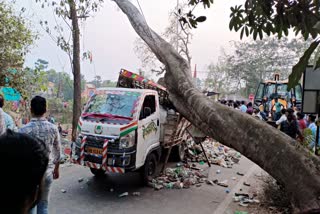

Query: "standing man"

xmin=0 ymin=95 xmax=16 ymax=131
xmin=307 ymin=115 xmax=320 ymax=151
xmin=272 ymin=98 xmax=284 ymax=121
xmin=240 ymin=101 xmax=247 ymax=113
xmin=0 ymin=105 xmax=5 ymax=136
xmin=276 ymin=109 xmax=287 ymax=126
xmin=20 ymin=96 xmax=61 ymax=214
xmin=0 ymin=95 xmax=6 ymax=135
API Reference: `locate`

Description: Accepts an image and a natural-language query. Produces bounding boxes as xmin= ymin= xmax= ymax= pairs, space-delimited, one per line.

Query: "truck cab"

xmin=72 ymin=88 xmax=161 ymax=178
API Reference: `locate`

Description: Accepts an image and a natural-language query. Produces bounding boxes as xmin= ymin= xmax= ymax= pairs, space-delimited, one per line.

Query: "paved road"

xmin=50 ymin=157 xmax=258 ymax=214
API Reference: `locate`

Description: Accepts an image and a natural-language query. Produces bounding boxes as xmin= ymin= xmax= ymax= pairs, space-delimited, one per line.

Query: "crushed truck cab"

xmin=72 ymin=88 xmax=161 ymax=174
xmin=71 ymin=69 xmax=189 ymax=182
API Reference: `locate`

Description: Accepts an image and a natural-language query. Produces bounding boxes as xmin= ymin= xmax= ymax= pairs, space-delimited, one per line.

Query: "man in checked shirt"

xmin=20 ymin=96 xmax=61 ymax=214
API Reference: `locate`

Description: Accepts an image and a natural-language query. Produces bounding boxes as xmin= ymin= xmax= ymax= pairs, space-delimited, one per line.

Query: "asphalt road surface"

xmin=50 ymin=157 xmax=259 ymax=214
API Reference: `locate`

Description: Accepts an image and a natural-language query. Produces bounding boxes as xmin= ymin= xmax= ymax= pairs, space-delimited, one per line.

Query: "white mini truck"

xmin=71 ymin=70 xmax=188 ymax=182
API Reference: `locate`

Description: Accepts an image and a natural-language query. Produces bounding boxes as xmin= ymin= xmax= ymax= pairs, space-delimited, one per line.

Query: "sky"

xmin=20 ymin=0 xmax=244 ymax=82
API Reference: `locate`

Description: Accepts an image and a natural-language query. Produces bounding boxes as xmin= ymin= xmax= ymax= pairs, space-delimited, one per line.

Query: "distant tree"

xmin=177 ymin=0 xmax=320 ymax=89
xmin=101 ymin=80 xmax=117 ymax=87
xmin=0 ymin=1 xmax=36 ymax=87
xmin=205 ymin=57 xmax=233 ymax=96
xmin=46 ymin=69 xmax=74 ymax=101
xmin=93 ymin=75 xmax=102 ymax=88
xmin=207 ymin=37 xmax=310 ymax=97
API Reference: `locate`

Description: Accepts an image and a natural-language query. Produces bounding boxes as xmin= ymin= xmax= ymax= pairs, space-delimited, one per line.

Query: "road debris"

xmin=149 ymin=139 xmax=243 ymax=191
xmin=149 ymin=163 xmax=208 ymax=191
xmin=243 ymin=182 xmax=251 ymax=186
xmin=234 ymin=211 xmax=248 ymax=214
xmin=206 ymin=179 xmax=214 ymax=185
xmin=78 ymin=178 xmax=84 ymax=183
xmin=118 ymin=192 xmax=129 ymax=198
xmin=217 ymin=181 xmax=229 ymax=187
xmin=132 ymin=192 xmax=141 ymax=196
xmin=233 ymin=192 xmax=260 ymax=208
xmin=186 ymin=139 xmax=241 ymax=168
xmin=61 ymin=189 xmax=67 ymax=193
xmin=237 ymin=172 xmax=244 ymax=176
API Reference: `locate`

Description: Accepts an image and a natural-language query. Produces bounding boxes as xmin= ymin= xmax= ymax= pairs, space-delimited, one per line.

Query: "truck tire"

xmin=141 ymin=153 xmax=158 ymax=185
xmin=90 ymin=168 xmax=105 ymax=177
xmin=171 ymin=142 xmax=186 ymax=162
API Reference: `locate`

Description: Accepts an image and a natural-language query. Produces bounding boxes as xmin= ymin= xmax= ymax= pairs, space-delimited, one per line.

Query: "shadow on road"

xmin=86 ymin=171 xmax=145 ymax=196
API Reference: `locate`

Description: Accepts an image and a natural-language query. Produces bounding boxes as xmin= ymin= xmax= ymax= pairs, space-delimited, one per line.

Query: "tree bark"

xmin=112 ymin=0 xmax=320 ymax=211
xmin=69 ymin=0 xmax=81 ymax=142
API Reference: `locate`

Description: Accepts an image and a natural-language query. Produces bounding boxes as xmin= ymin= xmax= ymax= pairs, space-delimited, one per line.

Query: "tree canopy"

xmin=181 ymin=0 xmax=320 ymax=89
xmin=205 ymin=37 xmax=311 ymax=97
xmin=0 ymin=1 xmax=35 ymax=87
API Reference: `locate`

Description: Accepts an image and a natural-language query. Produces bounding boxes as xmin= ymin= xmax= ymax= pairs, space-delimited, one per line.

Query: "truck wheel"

xmin=141 ymin=153 xmax=157 ymax=185
xmin=172 ymin=142 xmax=186 ymax=162
xmin=90 ymin=168 xmax=105 ymax=177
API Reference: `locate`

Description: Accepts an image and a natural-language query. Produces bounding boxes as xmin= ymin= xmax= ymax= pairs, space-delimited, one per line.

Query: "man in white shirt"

xmin=276 ymin=109 xmax=287 ymax=125
xmin=0 ymin=95 xmax=16 ymax=131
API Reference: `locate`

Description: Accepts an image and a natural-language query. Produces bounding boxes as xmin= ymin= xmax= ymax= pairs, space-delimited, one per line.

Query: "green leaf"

xmin=313 ymin=21 xmax=320 ymax=31
xmin=240 ymin=27 xmax=244 ymax=39
xmin=229 ymin=19 xmax=234 ymax=31
xmin=258 ymin=29 xmax=263 ymax=40
xmin=253 ymin=30 xmax=258 ymax=40
xmin=288 ymin=40 xmax=320 ymax=90
xmin=245 ymin=26 xmax=249 ymax=36
xmin=195 ymin=16 xmax=207 ymax=22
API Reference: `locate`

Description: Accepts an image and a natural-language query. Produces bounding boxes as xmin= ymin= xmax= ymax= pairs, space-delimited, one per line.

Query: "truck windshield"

xmin=85 ymin=92 xmax=141 ymax=118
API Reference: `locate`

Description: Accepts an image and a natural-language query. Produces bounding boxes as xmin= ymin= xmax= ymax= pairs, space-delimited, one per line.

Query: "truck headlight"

xmin=119 ymin=132 xmax=135 ymax=149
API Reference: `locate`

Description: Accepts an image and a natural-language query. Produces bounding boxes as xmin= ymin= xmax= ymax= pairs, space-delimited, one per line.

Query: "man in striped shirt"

xmin=20 ymin=96 xmax=61 ymax=214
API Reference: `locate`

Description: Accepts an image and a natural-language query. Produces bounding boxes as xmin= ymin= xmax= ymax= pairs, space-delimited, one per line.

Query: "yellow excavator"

xmin=253 ymin=74 xmax=303 ymax=122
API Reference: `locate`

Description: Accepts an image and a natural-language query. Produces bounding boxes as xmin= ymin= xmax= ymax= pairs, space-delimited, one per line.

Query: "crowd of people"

xmin=0 ymin=95 xmax=61 ymax=214
xmin=218 ymin=98 xmax=320 ymax=151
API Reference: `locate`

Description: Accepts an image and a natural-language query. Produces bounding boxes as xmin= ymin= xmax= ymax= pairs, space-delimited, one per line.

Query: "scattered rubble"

xmin=149 ymin=164 xmax=208 ymax=190
xmin=132 ymin=192 xmax=141 ymax=196
xmin=243 ymin=182 xmax=251 ymax=186
xmin=237 ymin=172 xmax=245 ymax=176
xmin=118 ymin=192 xmax=129 ymax=198
xmin=186 ymin=139 xmax=241 ymax=168
xmin=149 ymin=139 xmax=243 ymax=191
xmin=234 ymin=211 xmax=248 ymax=214
xmin=233 ymin=192 xmax=260 ymax=207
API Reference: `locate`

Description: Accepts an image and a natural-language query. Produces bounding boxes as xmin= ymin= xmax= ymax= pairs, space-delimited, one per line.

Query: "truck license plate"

xmin=86 ymin=147 xmax=103 ymax=155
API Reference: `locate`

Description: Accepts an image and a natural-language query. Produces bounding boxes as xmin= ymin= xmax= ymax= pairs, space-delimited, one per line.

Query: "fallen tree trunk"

xmin=112 ymin=0 xmax=320 ymax=210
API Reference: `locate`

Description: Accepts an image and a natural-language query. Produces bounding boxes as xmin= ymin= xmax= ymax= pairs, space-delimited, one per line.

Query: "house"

xmin=82 ymin=83 xmax=96 ymax=99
